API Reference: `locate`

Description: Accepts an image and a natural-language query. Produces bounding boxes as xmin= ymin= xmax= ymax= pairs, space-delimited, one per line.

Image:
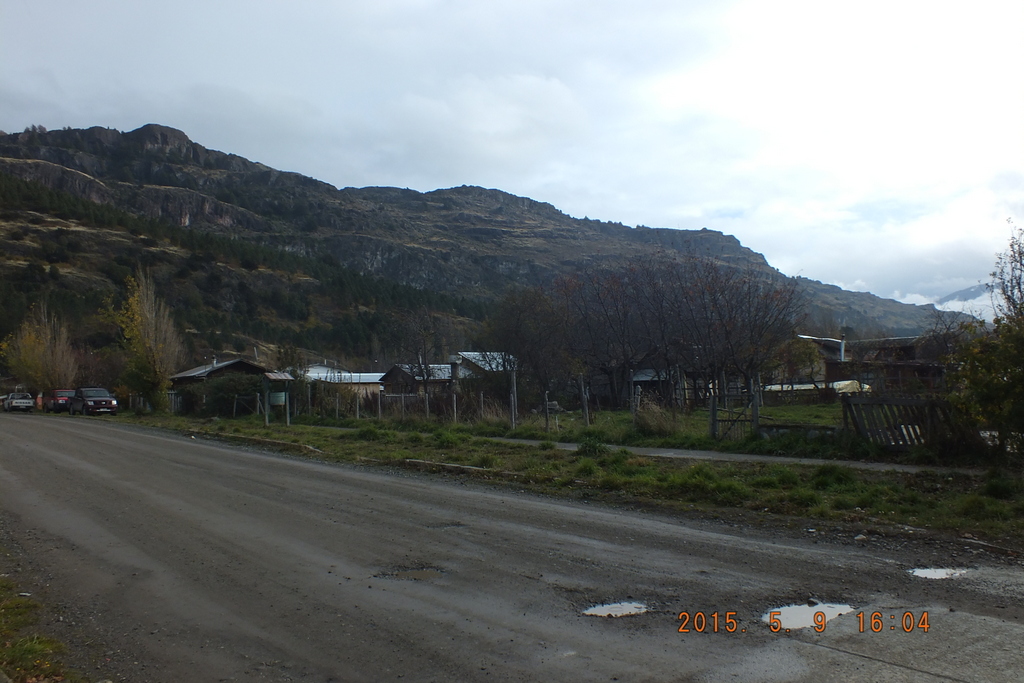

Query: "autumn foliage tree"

xmin=0 ymin=304 xmax=78 ymax=391
xmin=951 ymin=225 xmax=1024 ymax=458
xmin=115 ymin=271 xmax=185 ymax=411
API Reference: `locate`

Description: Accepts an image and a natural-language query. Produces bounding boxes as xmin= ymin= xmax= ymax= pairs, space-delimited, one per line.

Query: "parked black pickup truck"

xmin=70 ymin=387 xmax=119 ymax=416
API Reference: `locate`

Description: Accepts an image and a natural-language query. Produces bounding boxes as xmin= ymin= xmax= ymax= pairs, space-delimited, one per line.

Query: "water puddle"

xmin=761 ymin=603 xmax=853 ymax=630
xmin=909 ymin=568 xmax=967 ymax=579
xmin=583 ymin=602 xmax=648 ymax=617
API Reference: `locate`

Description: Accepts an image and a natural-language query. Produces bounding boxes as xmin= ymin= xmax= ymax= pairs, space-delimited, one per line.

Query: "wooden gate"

xmin=709 ymin=393 xmax=759 ymax=441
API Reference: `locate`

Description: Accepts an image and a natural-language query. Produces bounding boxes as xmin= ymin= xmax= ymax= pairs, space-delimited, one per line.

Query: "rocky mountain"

xmin=0 ymin=124 xmax=940 ymax=335
xmin=937 ymin=284 xmax=988 ymax=305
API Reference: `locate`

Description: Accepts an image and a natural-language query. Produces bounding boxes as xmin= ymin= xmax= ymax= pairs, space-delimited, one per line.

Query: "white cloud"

xmin=1 ymin=0 xmax=1022 ymax=304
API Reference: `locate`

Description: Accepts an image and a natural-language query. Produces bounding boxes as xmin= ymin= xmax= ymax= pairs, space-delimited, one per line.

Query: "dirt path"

xmin=0 ymin=414 xmax=1020 ymax=682
xmin=485 ymin=435 xmax=984 ymax=475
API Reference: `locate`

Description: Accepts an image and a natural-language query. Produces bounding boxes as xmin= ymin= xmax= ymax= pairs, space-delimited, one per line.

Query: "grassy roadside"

xmin=308 ymin=403 xmax=854 ymax=456
xmin=109 ymin=411 xmax=1024 ymax=548
xmin=0 ymin=577 xmax=87 ymax=683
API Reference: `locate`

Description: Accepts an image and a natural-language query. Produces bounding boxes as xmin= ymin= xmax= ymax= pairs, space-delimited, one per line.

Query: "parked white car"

xmin=3 ymin=392 xmax=35 ymax=412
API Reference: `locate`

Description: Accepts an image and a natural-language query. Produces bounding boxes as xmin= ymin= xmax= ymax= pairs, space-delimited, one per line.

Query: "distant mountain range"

xmin=937 ymin=283 xmax=988 ymax=305
xmin=0 ymin=123 xmax=944 ymax=335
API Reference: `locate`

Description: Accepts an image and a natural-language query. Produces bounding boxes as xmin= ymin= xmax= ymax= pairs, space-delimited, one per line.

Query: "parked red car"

xmin=69 ymin=387 xmax=119 ymax=416
xmin=43 ymin=389 xmax=76 ymax=413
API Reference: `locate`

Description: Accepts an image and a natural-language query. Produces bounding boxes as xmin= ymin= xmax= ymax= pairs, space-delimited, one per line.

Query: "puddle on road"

xmin=761 ymin=603 xmax=853 ymax=630
xmin=583 ymin=602 xmax=648 ymax=617
xmin=910 ymin=568 xmax=968 ymax=579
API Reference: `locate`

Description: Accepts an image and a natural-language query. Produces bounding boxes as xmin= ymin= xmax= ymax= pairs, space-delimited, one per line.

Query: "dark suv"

xmin=44 ymin=389 xmax=76 ymax=413
xmin=70 ymin=387 xmax=119 ymax=416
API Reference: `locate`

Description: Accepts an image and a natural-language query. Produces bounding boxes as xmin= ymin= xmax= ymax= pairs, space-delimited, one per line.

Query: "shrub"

xmin=832 ymin=495 xmax=856 ymax=510
xmin=635 ymin=398 xmax=675 ymax=436
xmin=811 ymin=464 xmax=858 ymax=492
xmin=577 ymin=436 xmax=610 ymax=458
xmin=712 ymin=479 xmax=751 ymax=505
xmin=473 ymin=453 xmax=496 ymax=468
xmin=786 ymin=488 xmax=822 ymax=508
xmin=434 ymin=430 xmax=459 ymax=449
xmin=957 ymin=494 xmax=1012 ymax=520
xmin=981 ymin=470 xmax=1021 ymax=500
xmin=357 ymin=425 xmax=396 ymax=442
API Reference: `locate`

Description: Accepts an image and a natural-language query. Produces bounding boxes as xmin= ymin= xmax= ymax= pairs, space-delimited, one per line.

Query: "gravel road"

xmin=1 ymin=414 xmax=1021 ymax=682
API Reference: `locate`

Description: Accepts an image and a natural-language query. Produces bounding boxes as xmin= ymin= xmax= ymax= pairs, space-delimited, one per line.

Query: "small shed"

xmin=380 ymin=364 xmax=456 ymax=395
xmin=170 ymin=358 xmax=268 ymax=388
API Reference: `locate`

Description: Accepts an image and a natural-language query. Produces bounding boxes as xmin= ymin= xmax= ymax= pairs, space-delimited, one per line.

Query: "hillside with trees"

xmin=0 ymin=123 xmax=960 ymax=411
xmin=0 ymin=124 xmax=940 ymax=335
xmin=0 ymin=171 xmax=484 ymax=389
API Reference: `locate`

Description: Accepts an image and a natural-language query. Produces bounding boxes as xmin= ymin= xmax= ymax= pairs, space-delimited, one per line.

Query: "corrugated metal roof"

xmin=458 ymin=351 xmax=512 ymax=372
xmin=632 ymin=369 xmax=670 ymax=382
xmin=307 ymin=369 xmax=384 ymax=383
xmin=396 ymin=364 xmax=459 ymax=381
xmin=264 ymin=371 xmax=295 ymax=381
xmin=170 ymin=358 xmax=265 ymax=380
xmin=339 ymin=372 xmax=384 ymax=383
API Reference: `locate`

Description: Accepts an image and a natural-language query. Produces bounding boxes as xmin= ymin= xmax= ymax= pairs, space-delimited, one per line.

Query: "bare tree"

xmin=481 ymin=287 xmax=569 ymax=400
xmin=646 ymin=256 xmax=804 ymax=394
xmin=388 ymin=308 xmax=462 ymax=414
xmin=555 ymin=267 xmax=655 ymax=407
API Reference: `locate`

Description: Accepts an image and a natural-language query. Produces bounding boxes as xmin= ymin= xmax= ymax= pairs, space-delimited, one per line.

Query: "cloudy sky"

xmin=2 ymin=0 xmax=1022 ymax=309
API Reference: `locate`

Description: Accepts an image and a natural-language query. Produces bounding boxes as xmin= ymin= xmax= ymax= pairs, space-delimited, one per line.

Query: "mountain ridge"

xmin=0 ymin=123 xmax=940 ymax=335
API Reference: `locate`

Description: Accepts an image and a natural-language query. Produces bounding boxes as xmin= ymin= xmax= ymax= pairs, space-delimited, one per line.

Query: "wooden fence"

xmin=840 ymin=394 xmax=956 ymax=451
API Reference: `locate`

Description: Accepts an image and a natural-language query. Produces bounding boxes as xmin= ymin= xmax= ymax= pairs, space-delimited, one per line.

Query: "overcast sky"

xmin=2 ymin=0 xmax=1022 ymax=309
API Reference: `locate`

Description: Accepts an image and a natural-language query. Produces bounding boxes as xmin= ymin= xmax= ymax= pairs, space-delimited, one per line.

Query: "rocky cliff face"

xmin=0 ymin=124 xmax=938 ymax=334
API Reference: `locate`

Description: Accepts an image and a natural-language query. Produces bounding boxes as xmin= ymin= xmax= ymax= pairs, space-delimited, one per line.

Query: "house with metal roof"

xmin=303 ymin=364 xmax=384 ymax=395
xmin=169 ymin=358 xmax=268 ymax=388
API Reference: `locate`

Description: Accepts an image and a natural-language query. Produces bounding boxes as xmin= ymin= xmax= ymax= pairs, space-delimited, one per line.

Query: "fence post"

xmin=750 ymin=385 xmax=759 ymax=434
xmin=632 ymin=386 xmax=641 ymax=426
xmin=580 ymin=374 xmax=590 ymax=427
xmin=263 ymin=380 xmax=270 ymax=427
xmin=544 ymin=390 xmax=550 ymax=432
xmin=709 ymin=395 xmax=718 ymax=439
xmin=510 ymin=368 xmax=518 ymax=430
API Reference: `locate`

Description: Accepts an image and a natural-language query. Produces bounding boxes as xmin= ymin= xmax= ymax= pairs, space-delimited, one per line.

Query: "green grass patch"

xmin=0 ymin=578 xmax=87 ymax=683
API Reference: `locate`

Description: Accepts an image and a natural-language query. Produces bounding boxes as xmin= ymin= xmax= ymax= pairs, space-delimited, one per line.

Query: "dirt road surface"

xmin=1 ymin=414 xmax=1021 ymax=682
